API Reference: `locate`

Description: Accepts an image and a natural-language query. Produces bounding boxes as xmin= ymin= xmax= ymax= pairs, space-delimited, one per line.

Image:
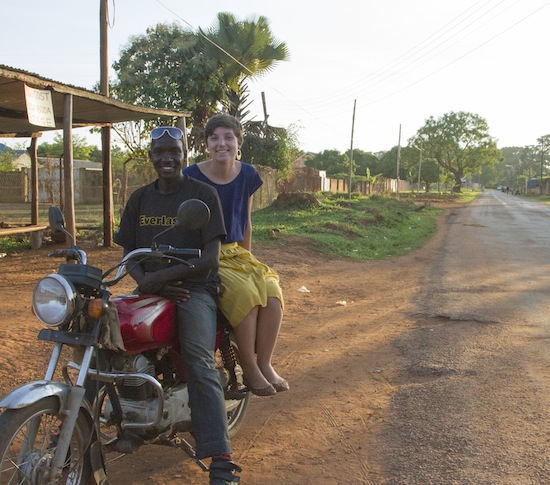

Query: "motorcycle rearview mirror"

xmin=49 ymin=205 xmax=75 ymax=247
xmin=48 ymin=206 xmax=65 ymax=234
xmin=151 ymin=199 xmax=211 ymax=248
xmin=176 ymin=199 xmax=211 ymax=229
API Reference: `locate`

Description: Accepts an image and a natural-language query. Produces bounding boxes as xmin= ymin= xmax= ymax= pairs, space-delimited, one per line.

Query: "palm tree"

xmin=199 ymin=13 xmax=290 ymax=119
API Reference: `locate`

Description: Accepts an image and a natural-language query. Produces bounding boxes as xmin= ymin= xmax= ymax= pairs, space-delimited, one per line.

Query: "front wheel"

xmin=0 ymin=396 xmax=92 ymax=484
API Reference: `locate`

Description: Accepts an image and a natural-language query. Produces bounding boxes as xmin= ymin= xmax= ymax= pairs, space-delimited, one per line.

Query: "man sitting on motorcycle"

xmin=114 ymin=126 xmax=241 ymax=485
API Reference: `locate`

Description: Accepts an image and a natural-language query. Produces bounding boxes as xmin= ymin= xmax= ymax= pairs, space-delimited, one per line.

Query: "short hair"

xmin=204 ymin=114 xmax=244 ymax=145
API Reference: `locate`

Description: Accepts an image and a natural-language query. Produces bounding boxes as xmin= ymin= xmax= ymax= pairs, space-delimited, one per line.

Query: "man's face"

xmin=149 ymin=134 xmax=185 ymax=181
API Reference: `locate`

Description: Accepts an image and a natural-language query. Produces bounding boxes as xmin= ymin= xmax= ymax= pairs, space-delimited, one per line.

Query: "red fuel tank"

xmin=112 ymin=294 xmax=177 ymax=354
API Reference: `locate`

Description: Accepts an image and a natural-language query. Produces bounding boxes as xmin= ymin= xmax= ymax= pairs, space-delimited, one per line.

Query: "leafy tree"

xmin=344 ymin=149 xmax=379 ymax=179
xmin=537 ymin=134 xmax=550 ymax=180
xmin=376 ymin=146 xmax=406 ymax=179
xmin=306 ymin=149 xmax=348 ymax=176
xmin=517 ymin=144 xmax=542 ymax=182
xmin=401 ymin=146 xmax=440 ymax=191
xmin=89 ymin=145 xmax=131 ymax=172
xmin=37 ymin=134 xmax=95 ymax=160
xmin=411 ymin=111 xmax=501 ymax=192
xmin=111 ymin=23 xmax=224 ymax=152
xmin=240 ymin=122 xmax=299 ymax=177
xmin=0 ymin=147 xmax=15 ymax=172
xmin=199 ymin=13 xmax=289 ymax=118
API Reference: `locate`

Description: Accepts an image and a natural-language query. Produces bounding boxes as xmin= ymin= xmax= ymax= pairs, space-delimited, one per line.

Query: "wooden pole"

xmin=29 ymin=137 xmax=39 ymax=225
xmin=100 ymin=0 xmax=114 ymax=246
xmin=396 ymin=124 xmax=402 ymax=196
xmin=63 ymin=94 xmax=76 ymax=243
xmin=348 ymin=99 xmax=356 ymax=200
xmin=176 ymin=116 xmax=188 ymax=167
xmin=261 ymin=91 xmax=269 ymax=136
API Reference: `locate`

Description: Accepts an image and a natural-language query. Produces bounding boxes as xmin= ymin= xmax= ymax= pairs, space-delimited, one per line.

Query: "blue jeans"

xmin=177 ymin=291 xmax=232 ymax=459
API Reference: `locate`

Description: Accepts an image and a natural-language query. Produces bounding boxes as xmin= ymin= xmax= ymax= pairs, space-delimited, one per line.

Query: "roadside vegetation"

xmin=0 ymin=191 xmax=476 ymax=257
xmin=252 ymin=191 xmax=473 ymax=260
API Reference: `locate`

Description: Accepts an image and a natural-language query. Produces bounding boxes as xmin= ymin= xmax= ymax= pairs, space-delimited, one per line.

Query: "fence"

xmin=0 ymin=163 xmax=280 ymax=226
xmin=0 ymin=160 xmax=411 ymax=227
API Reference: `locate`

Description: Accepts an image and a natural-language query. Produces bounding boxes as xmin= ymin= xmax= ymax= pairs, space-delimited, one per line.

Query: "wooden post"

xmin=176 ymin=116 xmax=188 ymax=167
xmin=396 ymin=124 xmax=402 ymax=196
xmin=29 ymin=137 xmax=39 ymax=225
xmin=63 ymin=94 xmax=76 ymax=243
xmin=348 ymin=99 xmax=356 ymax=200
xmin=100 ymin=0 xmax=113 ymax=246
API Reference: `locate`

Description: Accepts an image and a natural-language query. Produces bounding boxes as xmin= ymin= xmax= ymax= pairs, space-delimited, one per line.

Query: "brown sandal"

xmin=243 ymin=378 xmax=277 ymax=396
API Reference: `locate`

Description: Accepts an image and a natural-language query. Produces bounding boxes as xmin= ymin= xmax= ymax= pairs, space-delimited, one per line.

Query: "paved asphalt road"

xmin=374 ymin=190 xmax=550 ymax=484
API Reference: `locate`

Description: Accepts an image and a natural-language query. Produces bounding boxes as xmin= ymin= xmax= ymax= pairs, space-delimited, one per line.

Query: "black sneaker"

xmin=209 ymin=460 xmax=242 ymax=485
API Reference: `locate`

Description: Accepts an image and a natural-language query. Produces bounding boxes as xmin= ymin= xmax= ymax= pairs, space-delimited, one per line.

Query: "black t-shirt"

xmin=114 ymin=175 xmax=226 ymax=294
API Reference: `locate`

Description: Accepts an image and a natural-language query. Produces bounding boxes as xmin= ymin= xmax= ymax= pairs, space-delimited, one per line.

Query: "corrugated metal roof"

xmin=0 ymin=65 xmax=188 ymax=137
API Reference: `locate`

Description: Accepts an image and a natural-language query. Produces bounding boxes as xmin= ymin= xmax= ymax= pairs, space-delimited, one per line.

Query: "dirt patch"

xmin=0 ymin=224 xmax=431 ymax=484
xmin=0 ymin=201 xmax=486 ymax=484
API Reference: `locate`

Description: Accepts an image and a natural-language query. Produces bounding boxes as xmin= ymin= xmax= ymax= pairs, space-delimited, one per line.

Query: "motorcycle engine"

xmin=114 ymin=354 xmax=155 ymax=401
xmin=104 ymin=354 xmax=192 ymax=432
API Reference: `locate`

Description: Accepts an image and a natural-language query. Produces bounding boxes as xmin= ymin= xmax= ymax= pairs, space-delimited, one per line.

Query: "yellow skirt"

xmin=218 ymin=242 xmax=284 ymax=327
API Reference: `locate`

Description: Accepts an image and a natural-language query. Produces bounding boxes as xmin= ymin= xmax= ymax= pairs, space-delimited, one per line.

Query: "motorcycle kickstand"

xmin=158 ymin=434 xmax=209 ymax=472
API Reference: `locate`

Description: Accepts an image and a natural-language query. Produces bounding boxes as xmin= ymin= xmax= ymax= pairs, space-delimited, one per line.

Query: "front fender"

xmin=0 ymin=380 xmax=71 ymax=410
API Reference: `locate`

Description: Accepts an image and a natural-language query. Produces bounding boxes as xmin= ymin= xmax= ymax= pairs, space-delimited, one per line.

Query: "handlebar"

xmin=109 ymin=246 xmax=201 ymax=284
xmin=48 ymin=248 xmax=87 ymax=265
xmin=155 ymin=245 xmax=201 ymax=258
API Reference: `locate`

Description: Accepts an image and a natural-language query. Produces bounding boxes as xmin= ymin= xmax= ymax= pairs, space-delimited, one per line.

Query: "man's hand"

xmin=157 ymin=284 xmax=191 ymax=303
xmin=138 ymin=273 xmax=191 ymax=303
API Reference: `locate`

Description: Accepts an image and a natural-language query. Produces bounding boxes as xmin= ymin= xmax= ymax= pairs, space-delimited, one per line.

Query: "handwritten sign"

xmin=24 ymin=84 xmax=56 ymax=128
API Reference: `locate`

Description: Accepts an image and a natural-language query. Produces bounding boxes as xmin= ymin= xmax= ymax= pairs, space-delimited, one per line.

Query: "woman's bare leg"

xmin=232 ymin=306 xmax=272 ymax=390
xmin=256 ymin=297 xmax=284 ymax=384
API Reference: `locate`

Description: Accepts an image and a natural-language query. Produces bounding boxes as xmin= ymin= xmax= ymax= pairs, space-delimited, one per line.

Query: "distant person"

xmin=184 ymin=113 xmax=288 ymax=397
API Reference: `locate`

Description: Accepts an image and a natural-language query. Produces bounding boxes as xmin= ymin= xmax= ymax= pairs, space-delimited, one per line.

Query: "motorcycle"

xmin=0 ymin=199 xmax=249 ymax=484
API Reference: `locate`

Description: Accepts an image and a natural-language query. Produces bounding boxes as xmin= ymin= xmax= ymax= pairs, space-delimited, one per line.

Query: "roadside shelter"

xmin=0 ymin=65 xmax=188 ymax=246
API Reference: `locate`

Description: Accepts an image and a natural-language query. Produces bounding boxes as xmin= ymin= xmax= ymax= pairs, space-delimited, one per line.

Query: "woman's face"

xmin=206 ymin=126 xmax=239 ymax=163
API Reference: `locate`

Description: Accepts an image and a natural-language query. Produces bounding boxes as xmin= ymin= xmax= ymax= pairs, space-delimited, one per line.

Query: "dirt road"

xmin=0 ymin=192 xmax=548 ymax=484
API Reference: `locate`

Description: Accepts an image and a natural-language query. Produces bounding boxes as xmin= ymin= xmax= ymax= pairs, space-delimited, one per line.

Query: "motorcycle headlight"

xmin=32 ymin=274 xmax=76 ymax=327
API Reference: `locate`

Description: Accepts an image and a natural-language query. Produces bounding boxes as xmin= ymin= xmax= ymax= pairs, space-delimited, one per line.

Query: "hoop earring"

xmin=236 ymin=149 xmax=242 ymax=161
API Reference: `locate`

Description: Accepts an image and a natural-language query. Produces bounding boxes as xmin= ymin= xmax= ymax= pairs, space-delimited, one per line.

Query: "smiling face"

xmin=206 ymin=126 xmax=240 ymax=163
xmin=149 ymin=134 xmax=185 ymax=184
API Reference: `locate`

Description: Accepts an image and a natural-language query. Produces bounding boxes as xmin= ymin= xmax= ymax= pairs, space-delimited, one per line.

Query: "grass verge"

xmin=252 ymin=192 xmax=468 ymax=260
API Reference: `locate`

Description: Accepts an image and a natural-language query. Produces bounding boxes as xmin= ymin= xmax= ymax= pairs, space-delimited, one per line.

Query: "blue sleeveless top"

xmin=183 ymin=162 xmax=263 ymax=243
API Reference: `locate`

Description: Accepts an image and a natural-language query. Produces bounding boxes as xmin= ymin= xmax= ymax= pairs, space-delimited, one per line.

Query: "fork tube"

xmin=49 ymin=385 xmax=87 ymax=482
xmin=44 ymin=342 xmax=63 ymax=380
xmin=75 ymin=346 xmax=95 ymax=387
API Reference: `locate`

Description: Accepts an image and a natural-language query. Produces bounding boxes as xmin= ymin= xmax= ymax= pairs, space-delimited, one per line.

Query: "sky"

xmin=2 ymin=0 xmax=549 ymax=154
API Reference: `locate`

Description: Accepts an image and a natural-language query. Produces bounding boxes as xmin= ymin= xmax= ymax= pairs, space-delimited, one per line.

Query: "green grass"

xmin=252 ymin=192 xmax=444 ymax=260
xmin=0 ymin=191 xmax=475 ymax=260
xmin=0 ymin=236 xmax=30 ymax=254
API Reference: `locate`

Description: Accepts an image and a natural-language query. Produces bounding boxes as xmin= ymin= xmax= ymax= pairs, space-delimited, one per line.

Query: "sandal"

xmin=209 ymin=460 xmax=242 ymax=484
xmin=243 ymin=377 xmax=277 ymax=396
xmin=270 ymin=378 xmax=290 ymax=392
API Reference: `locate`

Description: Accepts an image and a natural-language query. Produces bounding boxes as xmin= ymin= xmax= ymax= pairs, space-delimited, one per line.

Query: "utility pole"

xmin=412 ymin=144 xmax=422 ymax=192
xmin=540 ymin=140 xmax=545 ymax=195
xmin=396 ymin=124 xmax=401 ymax=196
xmin=348 ymin=99 xmax=356 ymax=201
xmin=261 ymin=91 xmax=269 ymax=137
xmin=100 ymin=0 xmax=114 ymax=246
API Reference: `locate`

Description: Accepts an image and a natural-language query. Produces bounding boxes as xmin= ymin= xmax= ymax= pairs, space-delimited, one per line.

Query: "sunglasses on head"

xmin=151 ymin=126 xmax=184 ymax=140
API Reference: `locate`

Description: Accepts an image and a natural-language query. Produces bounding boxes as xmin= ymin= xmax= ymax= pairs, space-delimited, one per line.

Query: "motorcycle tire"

xmin=0 ymin=396 xmax=93 ymax=484
xmin=226 ymin=389 xmax=249 ymax=438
